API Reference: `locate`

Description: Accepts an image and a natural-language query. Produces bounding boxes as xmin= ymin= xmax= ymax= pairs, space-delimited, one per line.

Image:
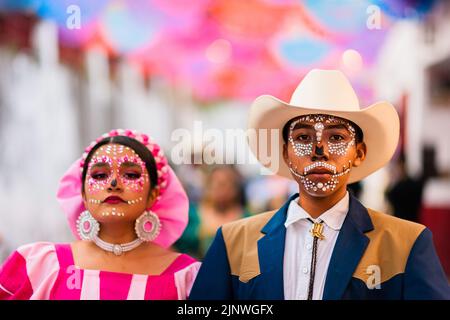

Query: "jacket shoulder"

xmin=220 ymin=210 xmax=277 ymax=283
xmin=353 ymin=209 xmax=426 ymax=284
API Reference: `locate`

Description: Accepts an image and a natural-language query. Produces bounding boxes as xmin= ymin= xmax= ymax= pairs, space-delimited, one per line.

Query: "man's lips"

xmin=103 ymin=196 xmax=125 ymax=204
xmin=307 ymin=168 xmax=334 ymax=175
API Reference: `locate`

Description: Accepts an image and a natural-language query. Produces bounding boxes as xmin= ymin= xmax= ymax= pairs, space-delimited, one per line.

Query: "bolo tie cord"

xmin=306 ymin=218 xmax=324 ymax=300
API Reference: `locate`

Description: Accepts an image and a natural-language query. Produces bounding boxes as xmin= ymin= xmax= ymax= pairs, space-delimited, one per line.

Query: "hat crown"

xmin=289 ymin=69 xmax=360 ymax=112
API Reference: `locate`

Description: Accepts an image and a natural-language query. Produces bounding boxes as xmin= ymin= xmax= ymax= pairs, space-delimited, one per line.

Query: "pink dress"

xmin=0 ymin=242 xmax=200 ymax=300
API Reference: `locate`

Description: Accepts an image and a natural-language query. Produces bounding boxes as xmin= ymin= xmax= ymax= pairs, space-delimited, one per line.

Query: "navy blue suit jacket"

xmin=190 ymin=194 xmax=450 ymax=300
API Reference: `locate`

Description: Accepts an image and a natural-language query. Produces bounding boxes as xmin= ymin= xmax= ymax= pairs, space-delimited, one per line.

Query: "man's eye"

xmin=330 ymin=135 xmax=344 ymax=141
xmin=295 ymin=134 xmax=311 ymax=142
xmin=91 ymin=173 xmax=108 ymax=180
xmin=124 ymin=172 xmax=141 ymax=180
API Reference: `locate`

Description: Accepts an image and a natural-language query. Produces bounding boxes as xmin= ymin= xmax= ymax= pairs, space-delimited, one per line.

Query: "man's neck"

xmin=297 ymin=186 xmax=348 ymax=219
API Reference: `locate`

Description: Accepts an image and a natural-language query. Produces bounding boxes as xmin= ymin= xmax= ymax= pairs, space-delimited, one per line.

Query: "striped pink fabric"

xmin=0 ymin=242 xmax=200 ymax=300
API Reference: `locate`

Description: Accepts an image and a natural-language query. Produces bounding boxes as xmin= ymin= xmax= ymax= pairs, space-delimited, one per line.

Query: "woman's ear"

xmin=146 ymin=188 xmax=160 ymax=208
xmin=353 ymin=142 xmax=367 ymax=167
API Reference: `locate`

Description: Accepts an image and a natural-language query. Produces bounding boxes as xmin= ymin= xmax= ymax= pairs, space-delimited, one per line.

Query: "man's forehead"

xmin=292 ymin=122 xmax=349 ymax=130
xmin=290 ymin=114 xmax=352 ymax=128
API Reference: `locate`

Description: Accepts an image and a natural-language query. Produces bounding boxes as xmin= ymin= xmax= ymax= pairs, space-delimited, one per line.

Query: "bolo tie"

xmin=306 ymin=218 xmax=325 ymax=300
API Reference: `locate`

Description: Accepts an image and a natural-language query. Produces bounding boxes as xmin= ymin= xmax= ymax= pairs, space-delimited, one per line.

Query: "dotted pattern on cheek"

xmin=328 ymin=139 xmax=355 ymax=156
xmin=87 ymin=156 xmax=113 ymax=194
xmin=288 ymin=118 xmax=313 ymax=157
xmin=288 ymin=114 xmax=357 ymax=157
xmin=80 ymin=129 xmax=170 ymax=204
xmin=116 ymin=155 xmax=149 ymax=193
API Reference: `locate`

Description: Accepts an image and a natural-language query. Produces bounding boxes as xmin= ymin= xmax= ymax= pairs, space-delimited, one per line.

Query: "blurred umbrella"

xmin=302 ymin=0 xmax=373 ymax=35
xmin=99 ymin=0 xmax=163 ymax=55
xmin=373 ymin=0 xmax=436 ymax=19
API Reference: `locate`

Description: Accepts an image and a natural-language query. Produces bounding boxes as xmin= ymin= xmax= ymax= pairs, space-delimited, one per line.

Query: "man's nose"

xmin=312 ymin=143 xmax=328 ymax=161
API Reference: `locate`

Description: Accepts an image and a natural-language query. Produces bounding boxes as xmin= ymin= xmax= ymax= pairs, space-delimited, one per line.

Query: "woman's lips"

xmin=103 ymin=196 xmax=125 ymax=204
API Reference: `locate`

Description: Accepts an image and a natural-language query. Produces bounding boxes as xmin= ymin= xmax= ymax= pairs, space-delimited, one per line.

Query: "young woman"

xmin=0 ymin=129 xmax=200 ymax=300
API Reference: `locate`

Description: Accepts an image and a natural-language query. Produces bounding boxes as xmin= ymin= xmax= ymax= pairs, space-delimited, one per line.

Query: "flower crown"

xmin=79 ymin=129 xmax=169 ymax=200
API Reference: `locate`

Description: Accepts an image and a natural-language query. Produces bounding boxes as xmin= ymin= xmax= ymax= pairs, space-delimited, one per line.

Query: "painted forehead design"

xmin=87 ymin=144 xmax=149 ymax=194
xmin=289 ymin=114 xmax=356 ymax=135
xmin=288 ymin=114 xmax=357 ymax=157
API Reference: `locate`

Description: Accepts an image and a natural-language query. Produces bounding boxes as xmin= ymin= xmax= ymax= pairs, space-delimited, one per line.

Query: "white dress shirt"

xmin=283 ymin=192 xmax=349 ymax=300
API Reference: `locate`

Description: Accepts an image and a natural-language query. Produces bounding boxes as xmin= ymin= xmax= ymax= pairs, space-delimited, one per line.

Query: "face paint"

xmin=116 ymin=155 xmax=148 ymax=193
xmin=314 ymin=122 xmax=324 ymax=142
xmin=288 ymin=160 xmax=352 ymax=192
xmin=85 ymin=143 xmax=153 ymax=222
xmin=87 ymin=155 xmax=114 ymax=194
xmin=289 ymin=119 xmax=313 ymax=157
xmin=87 ymin=147 xmax=149 ymax=194
xmin=101 ymin=207 xmax=125 ymax=217
xmin=289 ymin=114 xmax=357 ymax=158
xmin=126 ymin=197 xmax=143 ymax=205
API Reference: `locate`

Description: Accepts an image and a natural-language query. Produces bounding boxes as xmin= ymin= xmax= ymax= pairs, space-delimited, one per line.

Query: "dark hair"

xmin=81 ymin=136 xmax=158 ymax=194
xmin=207 ymin=165 xmax=248 ymax=208
xmin=281 ymin=116 xmax=364 ymax=144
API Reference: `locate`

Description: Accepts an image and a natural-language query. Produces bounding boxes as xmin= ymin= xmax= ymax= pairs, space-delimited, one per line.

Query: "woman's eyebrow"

xmin=120 ymin=162 xmax=142 ymax=169
xmin=90 ymin=162 xmax=110 ymax=170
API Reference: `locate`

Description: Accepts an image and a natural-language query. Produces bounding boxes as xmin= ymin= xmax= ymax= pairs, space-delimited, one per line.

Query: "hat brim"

xmin=247 ymin=95 xmax=400 ymax=183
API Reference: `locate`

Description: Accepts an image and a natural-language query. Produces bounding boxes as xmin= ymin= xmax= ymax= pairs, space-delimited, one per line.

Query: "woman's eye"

xmin=330 ymin=135 xmax=344 ymax=141
xmin=91 ymin=172 xmax=108 ymax=180
xmin=124 ymin=172 xmax=141 ymax=180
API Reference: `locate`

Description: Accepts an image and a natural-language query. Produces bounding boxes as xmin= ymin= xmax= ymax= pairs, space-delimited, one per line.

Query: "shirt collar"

xmin=284 ymin=192 xmax=349 ymax=231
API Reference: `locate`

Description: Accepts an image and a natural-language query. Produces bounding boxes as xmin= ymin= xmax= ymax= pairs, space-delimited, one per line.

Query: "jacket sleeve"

xmin=403 ymin=228 xmax=450 ymax=299
xmin=189 ymin=227 xmax=234 ymax=300
xmin=0 ymin=251 xmax=33 ymax=300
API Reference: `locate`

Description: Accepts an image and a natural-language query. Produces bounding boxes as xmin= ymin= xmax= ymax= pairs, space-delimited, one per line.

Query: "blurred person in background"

xmin=386 ymin=155 xmax=425 ymax=222
xmin=175 ymin=165 xmax=251 ymax=259
xmin=0 ymin=129 xmax=199 ymax=300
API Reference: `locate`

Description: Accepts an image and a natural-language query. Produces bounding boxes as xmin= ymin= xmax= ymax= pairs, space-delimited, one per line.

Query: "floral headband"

xmin=57 ymin=129 xmax=189 ymax=248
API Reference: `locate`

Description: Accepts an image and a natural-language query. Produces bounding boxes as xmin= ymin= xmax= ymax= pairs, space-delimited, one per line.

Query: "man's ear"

xmin=282 ymin=143 xmax=289 ymax=164
xmin=353 ymin=142 xmax=367 ymax=167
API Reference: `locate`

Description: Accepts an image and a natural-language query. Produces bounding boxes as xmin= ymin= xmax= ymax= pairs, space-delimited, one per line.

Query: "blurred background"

xmin=0 ymin=0 xmax=449 ymax=278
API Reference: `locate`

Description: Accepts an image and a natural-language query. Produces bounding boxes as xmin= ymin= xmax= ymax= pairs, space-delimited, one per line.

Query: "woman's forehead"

xmin=93 ymin=143 xmax=138 ymax=157
xmin=89 ymin=143 xmax=144 ymax=168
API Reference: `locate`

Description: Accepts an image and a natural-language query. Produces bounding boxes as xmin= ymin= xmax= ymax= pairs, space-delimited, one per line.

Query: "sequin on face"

xmin=288 ymin=160 xmax=352 ymax=193
xmin=116 ymin=155 xmax=148 ymax=193
xmin=288 ymin=114 xmax=356 ymax=157
xmin=86 ymin=145 xmax=149 ymax=194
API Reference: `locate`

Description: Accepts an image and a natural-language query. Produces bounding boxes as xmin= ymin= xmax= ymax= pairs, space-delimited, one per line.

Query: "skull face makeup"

xmin=84 ymin=143 xmax=153 ymax=223
xmin=286 ymin=114 xmax=360 ymax=196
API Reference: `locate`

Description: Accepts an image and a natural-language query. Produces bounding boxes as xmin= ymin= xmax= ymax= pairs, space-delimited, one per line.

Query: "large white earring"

xmin=134 ymin=211 xmax=161 ymax=242
xmin=76 ymin=210 xmax=100 ymax=240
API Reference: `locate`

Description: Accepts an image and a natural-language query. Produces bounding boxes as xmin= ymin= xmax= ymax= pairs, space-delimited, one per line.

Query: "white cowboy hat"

xmin=247 ymin=69 xmax=400 ymax=183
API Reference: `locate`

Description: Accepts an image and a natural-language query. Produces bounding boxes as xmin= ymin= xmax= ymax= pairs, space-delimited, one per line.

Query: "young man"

xmin=190 ymin=69 xmax=450 ymax=300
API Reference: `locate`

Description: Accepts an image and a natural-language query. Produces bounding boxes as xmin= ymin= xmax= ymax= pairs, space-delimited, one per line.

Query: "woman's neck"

xmin=97 ymin=222 xmax=138 ymax=244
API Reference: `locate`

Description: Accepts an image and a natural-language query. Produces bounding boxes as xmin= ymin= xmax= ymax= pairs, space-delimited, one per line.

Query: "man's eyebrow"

xmin=324 ymin=124 xmax=348 ymax=130
xmin=291 ymin=123 xmax=314 ymax=130
xmin=291 ymin=123 xmax=350 ymax=132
